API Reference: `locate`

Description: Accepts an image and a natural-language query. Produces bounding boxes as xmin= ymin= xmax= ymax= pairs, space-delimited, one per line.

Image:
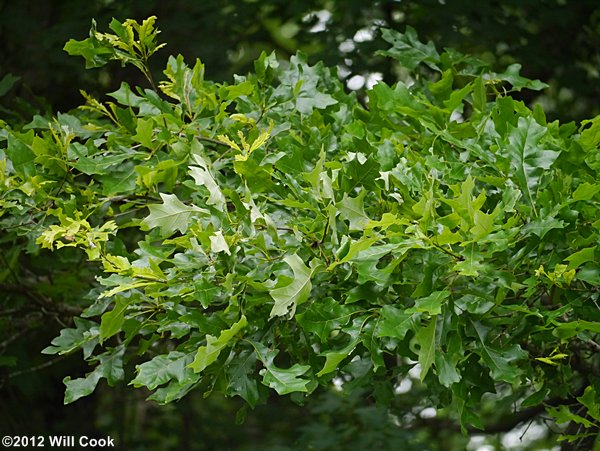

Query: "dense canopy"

xmin=1 ymin=9 xmax=600 ymax=451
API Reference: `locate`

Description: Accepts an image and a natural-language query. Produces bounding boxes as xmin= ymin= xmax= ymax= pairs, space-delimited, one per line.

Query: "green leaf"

xmin=495 ymin=64 xmax=548 ymax=91
xmin=472 ymin=322 xmax=526 ymax=383
xmin=189 ymin=154 xmax=226 ymax=208
xmin=337 ymin=191 xmax=370 ymax=232
xmin=407 ymin=290 xmax=450 ymax=316
xmin=296 ymin=297 xmax=353 ymax=342
xmin=147 ymin=377 xmax=200 ymax=405
xmin=316 ymin=340 xmax=359 ymax=377
xmin=328 ymin=236 xmax=379 ymax=270
xmin=565 ymin=246 xmax=596 ymax=270
xmin=134 ymin=117 xmax=154 ymax=148
xmin=505 ymin=116 xmax=560 ymax=211
xmin=210 ymin=230 xmax=231 ymax=255
xmin=6 ymin=133 xmax=36 ymax=178
xmin=578 ymin=116 xmax=600 ymax=151
xmin=521 ymin=386 xmax=550 ymax=408
xmin=131 ymin=351 xmax=193 ymax=390
xmin=522 ymin=216 xmax=565 ymax=239
xmin=42 ymin=318 xmax=98 ymax=357
xmin=64 ymin=347 xmax=125 ymax=403
xmin=63 ymin=34 xmax=113 ymax=69
xmin=434 ymin=351 xmax=461 ymax=387
xmin=99 ymin=297 xmax=128 ymax=343
xmin=252 ymin=341 xmax=311 ymax=395
xmin=188 ymin=316 xmax=248 ymax=373
xmin=553 ymin=320 xmax=600 ymax=339
xmin=226 ymin=349 xmax=261 ymax=407
xmin=547 ymin=405 xmax=595 ymax=428
xmin=0 ymin=73 xmax=20 ymax=96
xmin=376 ymin=306 xmax=417 ymax=340
xmin=269 ymin=254 xmax=314 ymax=318
xmin=415 ymin=318 xmax=437 ymax=381
xmin=141 ymin=193 xmax=208 ymax=236
xmin=378 ymin=27 xmax=440 ymax=71
xmin=577 ymin=386 xmax=600 ymax=422
xmin=63 ymin=372 xmax=103 ymax=404
xmin=572 ymin=182 xmax=600 ymax=201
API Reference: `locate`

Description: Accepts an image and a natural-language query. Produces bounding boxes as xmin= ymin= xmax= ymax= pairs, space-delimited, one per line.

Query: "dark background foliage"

xmin=1 ymin=1 xmax=599 ymax=450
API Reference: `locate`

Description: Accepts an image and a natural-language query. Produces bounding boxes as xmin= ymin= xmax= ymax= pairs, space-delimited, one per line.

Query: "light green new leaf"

xmin=506 ymin=116 xmax=561 ymax=211
xmin=416 ymin=318 xmax=437 ymax=381
xmin=269 ymin=254 xmax=314 ymax=318
xmin=141 ymin=193 xmax=207 ymax=235
xmin=188 ymin=316 xmax=248 ymax=373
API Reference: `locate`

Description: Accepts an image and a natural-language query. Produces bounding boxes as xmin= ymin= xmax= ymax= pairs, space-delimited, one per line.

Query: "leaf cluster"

xmin=2 ymin=17 xmax=600 ymax=446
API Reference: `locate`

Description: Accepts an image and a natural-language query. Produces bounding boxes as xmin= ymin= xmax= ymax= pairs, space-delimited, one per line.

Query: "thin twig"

xmin=7 ymin=354 xmax=69 ymax=379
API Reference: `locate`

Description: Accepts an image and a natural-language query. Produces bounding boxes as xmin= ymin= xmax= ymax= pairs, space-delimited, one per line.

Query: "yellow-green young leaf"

xmin=416 ymin=318 xmax=437 ymax=381
xmin=188 ymin=316 xmax=248 ymax=373
xmin=269 ymin=254 xmax=315 ymax=318
xmin=141 ymin=193 xmax=207 ymax=236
